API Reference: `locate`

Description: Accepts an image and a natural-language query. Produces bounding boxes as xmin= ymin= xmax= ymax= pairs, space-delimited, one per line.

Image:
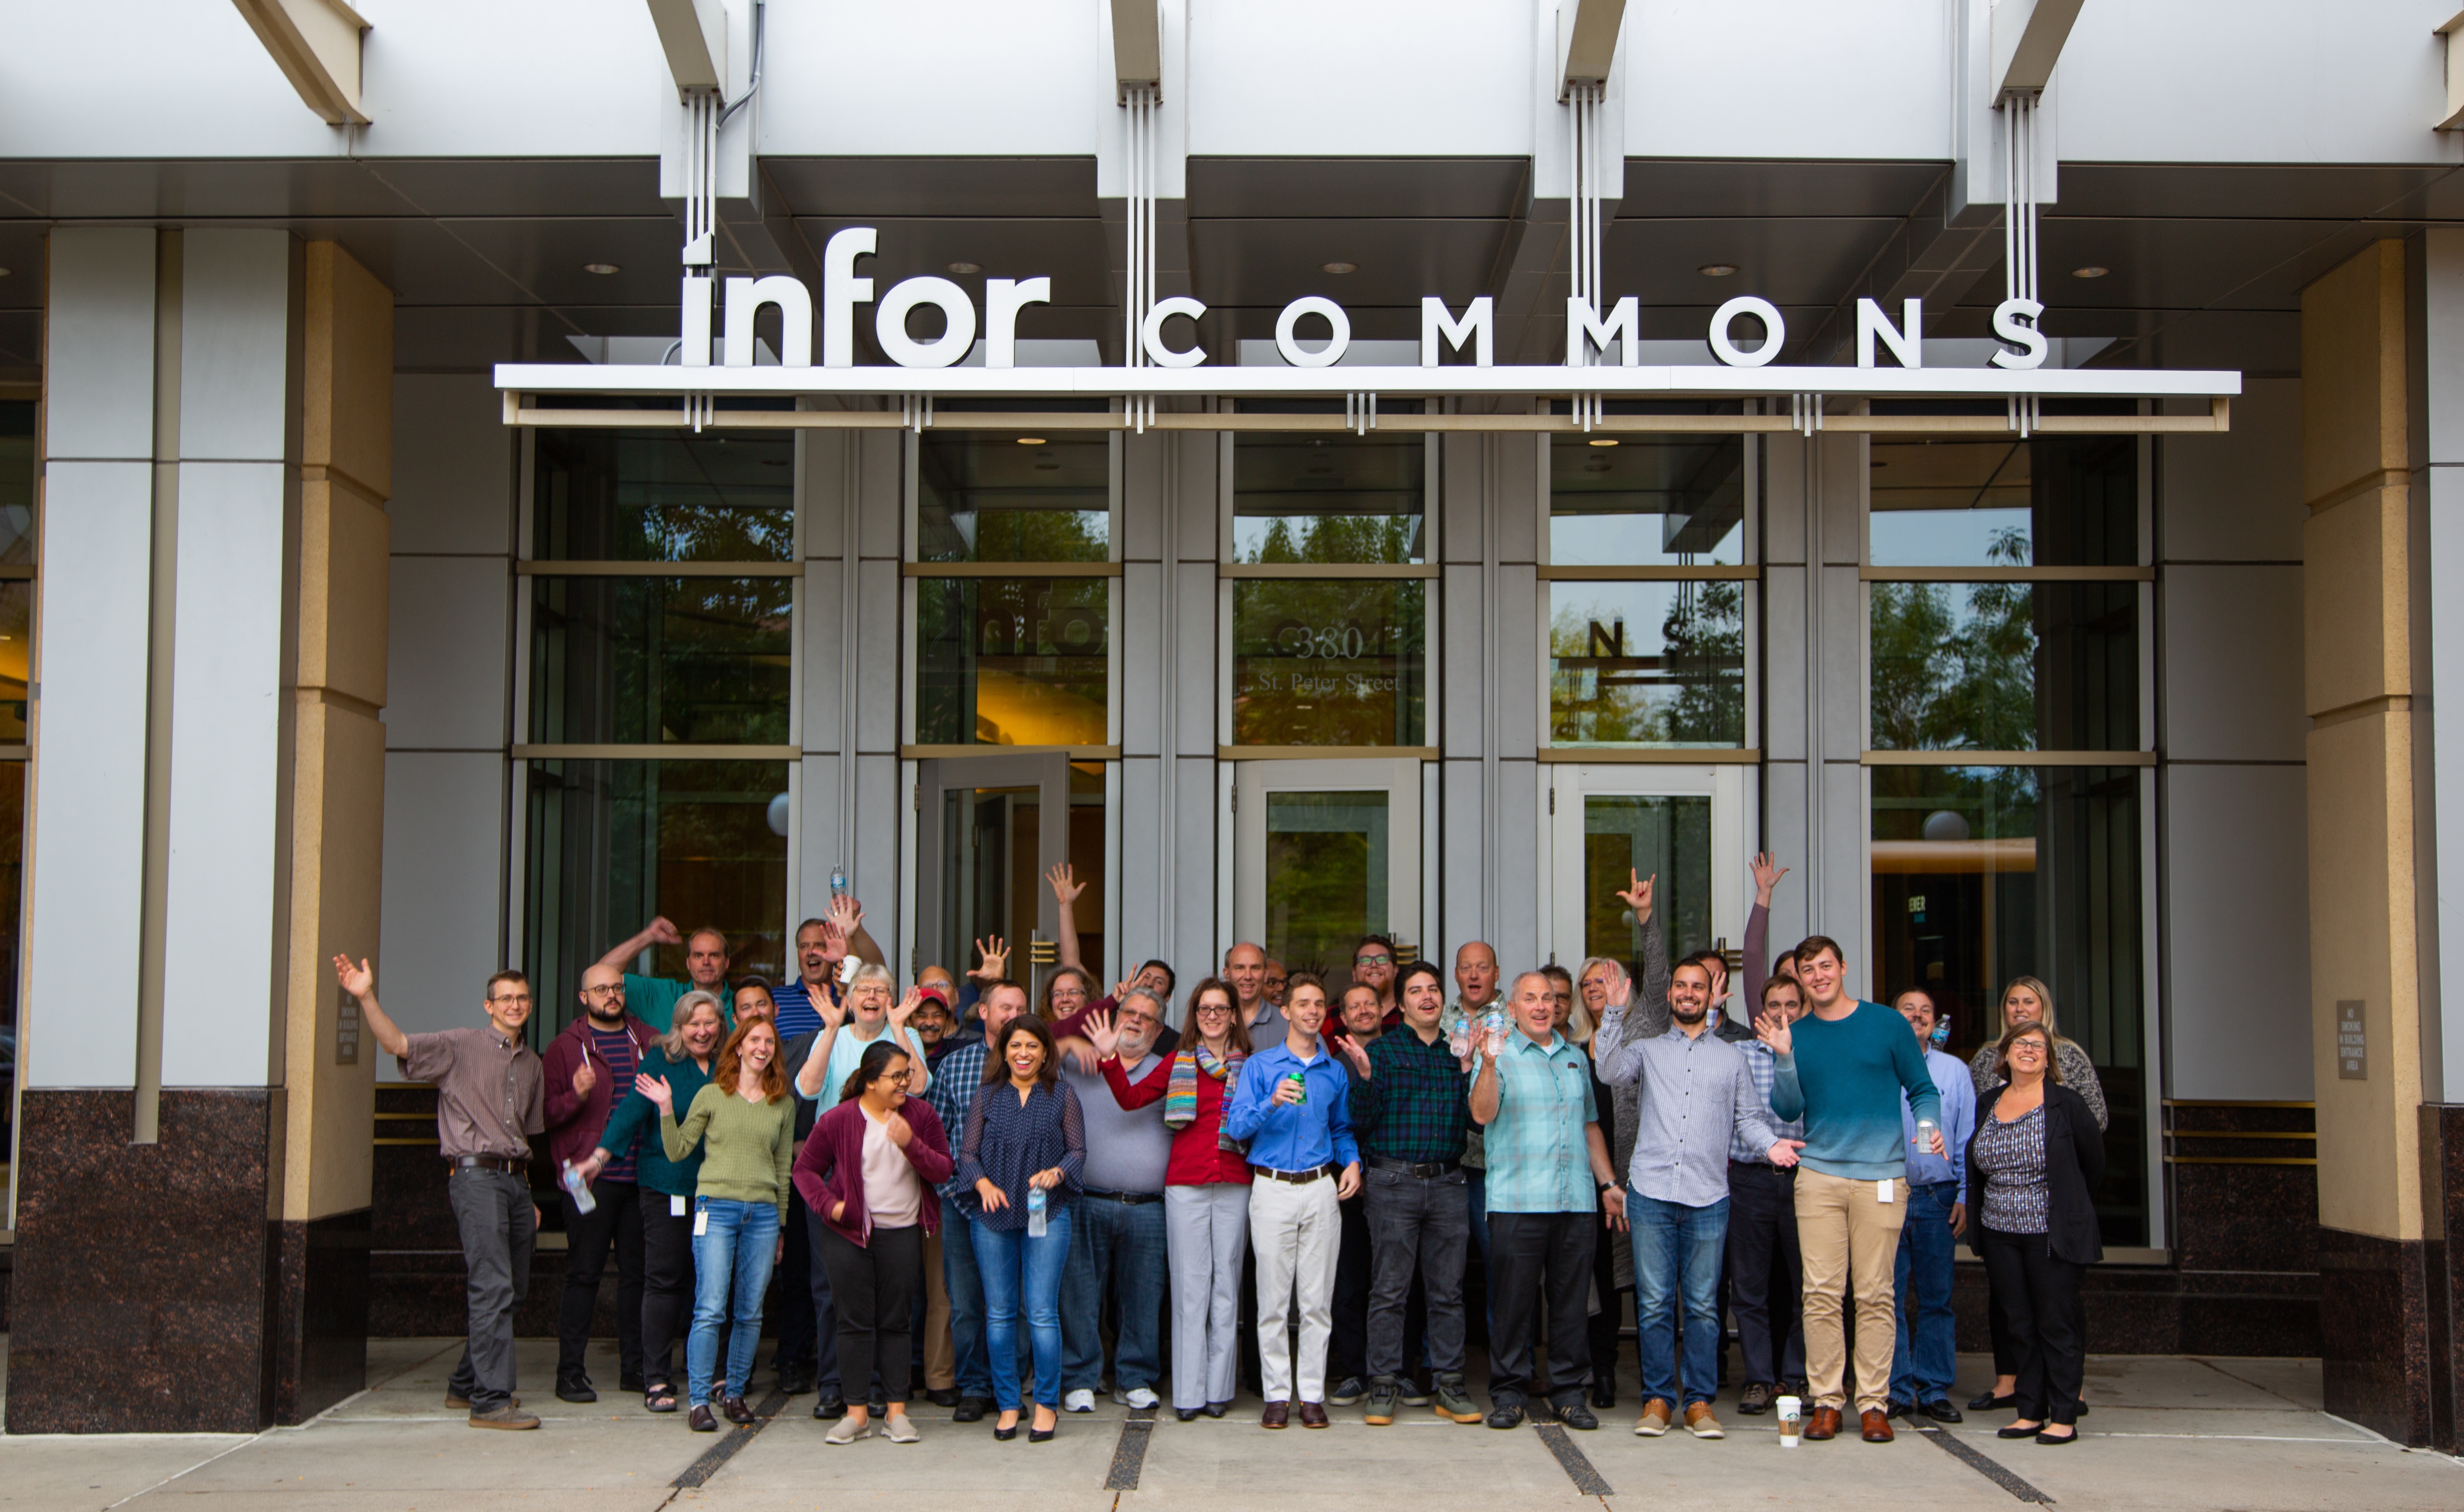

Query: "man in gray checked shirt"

xmin=1591 ymin=872 xmax=1804 ymax=1443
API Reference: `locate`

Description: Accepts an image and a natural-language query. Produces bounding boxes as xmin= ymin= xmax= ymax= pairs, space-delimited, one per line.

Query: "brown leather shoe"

xmin=1261 ymin=1400 xmax=1290 ymax=1429
xmin=1860 ymin=1408 xmax=1895 ymax=1443
xmin=1803 ymin=1405 xmax=1843 ymax=1440
xmin=722 ymin=1396 xmax=755 ymax=1425
xmin=1299 ymin=1401 xmax=1329 ymax=1428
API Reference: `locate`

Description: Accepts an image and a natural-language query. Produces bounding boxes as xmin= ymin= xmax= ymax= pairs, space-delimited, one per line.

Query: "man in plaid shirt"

xmin=1729 ymin=973 xmax=1811 ymax=1415
xmin=1336 ymin=959 xmax=1482 ymax=1427
xmin=924 ymin=978 xmax=1026 ymax=1423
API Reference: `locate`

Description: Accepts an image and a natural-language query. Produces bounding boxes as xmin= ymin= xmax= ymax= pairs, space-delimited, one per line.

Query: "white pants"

xmin=1165 ymin=1183 xmax=1251 ymax=1410
xmin=1249 ymin=1173 xmax=1340 ymax=1404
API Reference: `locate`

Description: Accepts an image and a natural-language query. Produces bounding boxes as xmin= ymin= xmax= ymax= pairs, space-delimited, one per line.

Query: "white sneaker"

xmin=1064 ymin=1389 xmax=1096 ymax=1414
xmin=1120 ymin=1387 xmax=1159 ymax=1410
xmin=824 ymin=1417 xmax=872 ymax=1445
xmin=882 ymin=1413 xmax=919 ymax=1443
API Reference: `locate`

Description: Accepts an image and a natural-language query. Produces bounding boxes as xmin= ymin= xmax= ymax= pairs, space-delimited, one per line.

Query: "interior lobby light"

xmin=948 ymin=261 xmax=982 ymax=274
xmin=1699 ymin=263 xmax=1738 ymax=277
xmin=1016 ymin=436 xmax=1047 ymax=445
xmin=1320 ymin=261 xmax=1356 ymax=274
xmin=2072 ymin=265 xmax=2109 ymax=279
xmin=582 ymin=262 xmax=620 ymax=275
xmin=1588 ymin=437 xmax=1618 ymax=447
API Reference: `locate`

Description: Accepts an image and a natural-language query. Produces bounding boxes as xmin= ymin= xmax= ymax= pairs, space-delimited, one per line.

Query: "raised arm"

xmin=1100 ymin=1050 xmax=1174 ymax=1110
xmin=660 ymin=1085 xmax=716 ymax=1163
xmin=595 ymin=916 xmax=682 ymax=979
xmin=332 ymin=956 xmax=410 ymax=1060
xmin=1590 ymin=971 xmax=1646 ymax=1087
xmin=1744 ymin=852 xmax=1785 ymax=1013
xmin=1614 ymin=870 xmax=1672 ymax=1040
xmin=794 ymin=999 xmax=850 ymax=1099
xmin=1046 ymin=863 xmax=1086 ymax=971
xmin=1756 ymin=1013 xmax=1806 ymax=1123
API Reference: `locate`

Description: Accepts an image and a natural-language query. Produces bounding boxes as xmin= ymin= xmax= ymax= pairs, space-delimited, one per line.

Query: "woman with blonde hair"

xmin=1964 ymin=977 xmax=2106 ymax=1414
xmin=649 ymin=1015 xmax=795 ymax=1432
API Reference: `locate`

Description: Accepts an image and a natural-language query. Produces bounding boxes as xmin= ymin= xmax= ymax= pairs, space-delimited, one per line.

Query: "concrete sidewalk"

xmin=2 ymin=1341 xmax=2456 ymax=1512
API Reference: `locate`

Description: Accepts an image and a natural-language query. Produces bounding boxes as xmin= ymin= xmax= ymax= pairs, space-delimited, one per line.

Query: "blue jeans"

xmin=941 ymin=1202 xmax=993 ymax=1399
xmin=1062 ymin=1195 xmax=1167 ymax=1394
xmin=973 ymin=1209 xmax=1072 ymax=1412
xmin=1628 ymin=1190 xmax=1729 ymax=1408
xmin=1892 ymin=1181 xmax=1960 ymax=1404
xmin=688 ymin=1198 xmax=780 ymax=1408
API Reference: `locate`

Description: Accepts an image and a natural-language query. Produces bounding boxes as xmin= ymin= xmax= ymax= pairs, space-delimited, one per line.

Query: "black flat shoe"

xmin=926 ymin=1388 xmax=960 ymax=1408
xmin=1970 ymin=1389 xmax=2015 ymax=1411
xmin=1589 ymin=1381 xmax=1616 ymax=1410
xmin=812 ymin=1392 xmax=848 ymax=1420
xmin=1202 ymin=1400 xmax=1231 ymax=1418
xmin=1176 ymin=1407 xmax=1200 ymax=1421
xmin=953 ymin=1396 xmax=989 ymax=1423
xmin=1997 ymin=1423 xmax=2043 ymax=1440
xmin=1921 ymin=1399 xmax=1964 ymax=1424
xmin=2036 ymin=1428 xmax=2079 ymax=1445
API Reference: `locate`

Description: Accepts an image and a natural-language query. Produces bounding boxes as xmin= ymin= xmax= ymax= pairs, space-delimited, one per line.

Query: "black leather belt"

xmin=452 ymin=1153 xmax=529 ymax=1174
xmin=1367 ymin=1156 xmax=1459 ymax=1178
xmin=1252 ymin=1163 xmax=1337 ymax=1185
xmin=1080 ymin=1187 xmax=1164 ymax=1205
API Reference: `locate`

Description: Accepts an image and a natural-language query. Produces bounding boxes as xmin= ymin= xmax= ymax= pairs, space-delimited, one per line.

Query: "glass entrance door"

xmin=1546 ymin=764 xmax=1749 ymax=977
xmin=915 ymin=752 xmax=1073 ymax=987
xmin=1233 ymin=759 xmax=1424 ymax=980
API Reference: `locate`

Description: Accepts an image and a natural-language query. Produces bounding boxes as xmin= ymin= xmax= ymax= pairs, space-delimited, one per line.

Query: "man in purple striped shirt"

xmin=544 ymin=962 xmax=660 ymax=1404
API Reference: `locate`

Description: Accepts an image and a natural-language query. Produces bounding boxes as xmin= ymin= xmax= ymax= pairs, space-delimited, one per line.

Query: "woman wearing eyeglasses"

xmin=1965 ymin=1022 xmax=2104 ymax=1446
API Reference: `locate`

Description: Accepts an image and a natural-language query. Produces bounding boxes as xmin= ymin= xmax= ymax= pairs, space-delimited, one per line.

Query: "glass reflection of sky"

xmin=1869 ymin=507 xmax=2032 ymax=568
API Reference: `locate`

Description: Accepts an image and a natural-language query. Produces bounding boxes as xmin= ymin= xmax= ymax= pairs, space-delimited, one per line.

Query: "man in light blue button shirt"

xmin=1594 ymin=943 xmax=1802 ymax=1439
xmin=1888 ymin=988 xmax=1976 ymax=1423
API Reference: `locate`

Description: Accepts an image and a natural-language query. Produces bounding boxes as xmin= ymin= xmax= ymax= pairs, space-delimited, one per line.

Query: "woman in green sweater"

xmin=580 ymin=991 xmax=726 ymax=1413
xmin=647 ymin=1015 xmax=795 ymax=1433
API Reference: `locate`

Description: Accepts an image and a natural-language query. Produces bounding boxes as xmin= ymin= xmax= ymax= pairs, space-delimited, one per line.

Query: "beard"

xmin=1670 ymin=1001 xmax=1710 ymax=1024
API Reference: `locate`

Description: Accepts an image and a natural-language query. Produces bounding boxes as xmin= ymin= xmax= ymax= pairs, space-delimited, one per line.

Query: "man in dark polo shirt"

xmin=336 ymin=954 xmax=546 ymax=1430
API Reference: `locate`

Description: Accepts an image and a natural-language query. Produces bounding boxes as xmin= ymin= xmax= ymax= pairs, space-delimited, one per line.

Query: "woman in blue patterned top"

xmin=956 ymin=1015 xmax=1086 ymax=1442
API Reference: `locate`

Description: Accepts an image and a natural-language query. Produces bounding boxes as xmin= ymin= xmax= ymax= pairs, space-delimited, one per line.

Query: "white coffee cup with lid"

xmin=1775 ymin=1394 xmax=1802 ymax=1447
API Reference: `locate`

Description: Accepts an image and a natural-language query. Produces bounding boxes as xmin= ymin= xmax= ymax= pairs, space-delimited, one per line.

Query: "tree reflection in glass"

xmin=1548 ymin=581 xmax=1745 ymax=746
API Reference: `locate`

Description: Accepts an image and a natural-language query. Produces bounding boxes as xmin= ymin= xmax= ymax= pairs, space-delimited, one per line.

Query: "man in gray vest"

xmin=1060 ymin=987 xmax=1175 ymax=1411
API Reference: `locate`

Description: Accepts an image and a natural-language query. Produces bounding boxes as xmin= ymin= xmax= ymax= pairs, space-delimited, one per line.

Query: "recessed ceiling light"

xmin=1588 ymin=438 xmax=1619 ymax=447
xmin=1016 ymin=437 xmax=1047 ymax=446
xmin=2072 ymin=265 xmax=2109 ymax=279
xmin=948 ymin=261 xmax=982 ymax=275
xmin=582 ymin=262 xmax=620 ymax=275
xmin=0 ymin=268 xmax=12 ymax=278
xmin=1321 ymin=261 xmax=1357 ymax=274
xmin=1698 ymin=263 xmax=1738 ymax=277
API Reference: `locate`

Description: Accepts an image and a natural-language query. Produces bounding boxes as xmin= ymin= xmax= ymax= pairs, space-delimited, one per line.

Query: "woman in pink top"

xmin=794 ymin=1038 xmax=953 ymax=1444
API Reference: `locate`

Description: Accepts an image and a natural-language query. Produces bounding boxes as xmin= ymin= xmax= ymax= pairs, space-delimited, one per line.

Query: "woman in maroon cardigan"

xmin=793 ymin=1037 xmax=954 ymax=1444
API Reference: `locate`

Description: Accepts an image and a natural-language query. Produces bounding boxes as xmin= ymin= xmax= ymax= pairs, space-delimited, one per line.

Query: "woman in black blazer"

xmin=1965 ymin=1022 xmax=2104 ymax=1444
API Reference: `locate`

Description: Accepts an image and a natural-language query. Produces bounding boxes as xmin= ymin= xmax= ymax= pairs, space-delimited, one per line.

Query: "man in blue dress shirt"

xmin=1223 ymin=975 xmax=1362 ymax=1430
xmin=1887 ymin=989 xmax=1976 ymax=1424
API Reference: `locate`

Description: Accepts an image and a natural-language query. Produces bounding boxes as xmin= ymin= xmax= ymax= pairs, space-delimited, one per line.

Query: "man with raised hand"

xmin=1759 ymin=937 xmax=1945 ymax=1446
xmin=334 ymin=955 xmax=544 ymax=1431
xmin=1729 ymin=973 xmax=1812 ymax=1416
xmin=1222 ymin=975 xmax=1362 ymax=1430
xmin=1469 ymin=971 xmax=1623 ymax=1432
xmin=1441 ymin=941 xmax=1504 ymax=1266
xmin=591 ymin=918 xmax=734 ymax=1031
xmin=1062 ymin=991 xmax=1174 ymax=1413
xmin=1338 ymin=959 xmax=1478 ymax=1427
xmin=1591 ymin=870 xmax=1800 ymax=1443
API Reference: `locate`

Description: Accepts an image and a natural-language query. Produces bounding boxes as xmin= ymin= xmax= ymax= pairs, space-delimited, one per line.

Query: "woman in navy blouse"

xmin=956 ymin=1015 xmax=1086 ymax=1442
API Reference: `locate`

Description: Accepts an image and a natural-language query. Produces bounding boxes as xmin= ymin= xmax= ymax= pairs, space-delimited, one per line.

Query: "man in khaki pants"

xmin=1759 ymin=938 xmax=1944 ymax=1444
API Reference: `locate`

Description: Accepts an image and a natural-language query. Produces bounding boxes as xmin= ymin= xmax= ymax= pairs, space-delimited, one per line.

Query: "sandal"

xmin=645 ymin=1385 xmax=679 ymax=1414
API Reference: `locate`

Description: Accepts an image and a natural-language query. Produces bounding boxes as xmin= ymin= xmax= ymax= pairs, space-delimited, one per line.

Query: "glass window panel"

xmin=1549 ymin=581 xmax=1746 ymax=747
xmin=1582 ymin=794 xmax=1711 ymax=968
xmin=1868 ymin=435 xmax=2137 ymax=568
xmin=0 ymin=582 xmax=28 ymax=742
xmin=1265 ymin=791 xmax=1389 ymax=975
xmin=1871 ymin=763 xmax=2146 ymax=1245
xmin=1550 ymin=432 xmax=1746 ymax=566
xmin=528 ymin=576 xmax=793 ymax=745
xmin=917 ymin=432 xmax=1109 ymax=563
xmin=533 ymin=428 xmax=794 ymax=562
xmin=0 ymin=401 xmax=34 ymax=566
xmin=523 ymin=758 xmax=789 ymax=1037
xmin=1232 ymin=580 xmax=1427 ymax=746
xmin=915 ymin=578 xmax=1110 ymax=747
xmin=1233 ymin=432 xmax=1425 ymax=564
xmin=0 ymin=759 xmax=20 ymax=1201
xmin=1869 ymin=581 xmax=2137 ymax=751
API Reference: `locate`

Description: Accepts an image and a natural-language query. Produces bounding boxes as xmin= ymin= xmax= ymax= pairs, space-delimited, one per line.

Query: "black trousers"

xmin=1588 ymin=1205 xmax=1626 ymax=1395
xmin=772 ymin=1179 xmax=823 ymax=1381
xmin=1486 ymin=1211 xmax=1596 ymax=1408
xmin=1330 ymin=1191 xmax=1372 ymax=1383
xmin=818 ymin=1223 xmax=923 ymax=1405
xmin=1724 ymin=1160 xmax=1804 ymax=1385
xmin=558 ymin=1179 xmax=643 ymax=1385
xmin=640 ymin=1192 xmax=696 ymax=1391
xmin=1979 ymin=1226 xmax=2085 ymax=1425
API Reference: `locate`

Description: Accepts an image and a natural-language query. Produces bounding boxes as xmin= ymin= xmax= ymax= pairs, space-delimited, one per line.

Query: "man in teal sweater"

xmin=1761 ymin=936 xmax=1943 ymax=1445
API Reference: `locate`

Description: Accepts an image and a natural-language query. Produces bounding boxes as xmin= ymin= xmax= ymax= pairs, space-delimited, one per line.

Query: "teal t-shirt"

xmin=1768 ymin=1001 xmax=1944 ymax=1181
xmin=625 ymin=973 xmax=734 ymax=1032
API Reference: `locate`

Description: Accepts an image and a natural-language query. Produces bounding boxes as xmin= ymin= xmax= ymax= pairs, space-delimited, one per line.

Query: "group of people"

xmin=336 ymin=850 xmax=2107 ymax=1452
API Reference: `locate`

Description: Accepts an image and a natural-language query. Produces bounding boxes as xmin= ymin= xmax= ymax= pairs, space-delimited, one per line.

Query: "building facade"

xmin=0 ymin=0 xmax=2457 ymax=1448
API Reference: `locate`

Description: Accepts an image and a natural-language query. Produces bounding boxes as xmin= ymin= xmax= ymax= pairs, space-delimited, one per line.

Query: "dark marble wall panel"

xmin=2317 ymin=1224 xmax=2431 ymax=1445
xmin=6 ymin=1090 xmax=274 ymax=1434
xmin=2427 ymin=1104 xmax=2461 ymax=1453
xmin=268 ymin=1210 xmax=370 ymax=1424
xmin=1952 ymin=1262 xmax=2318 ymax=1356
xmin=2166 ymin=1103 xmax=2319 ymax=1273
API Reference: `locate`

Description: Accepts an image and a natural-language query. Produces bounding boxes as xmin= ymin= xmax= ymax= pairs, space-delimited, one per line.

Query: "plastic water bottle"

xmin=830 ymin=863 xmax=851 ymax=899
xmin=1916 ymin=1118 xmax=1939 ymax=1160
xmin=560 ymin=1160 xmax=596 ymax=1217
xmin=1481 ymin=1007 xmax=1508 ymax=1058
xmin=1026 ymin=1186 xmax=1048 ymax=1237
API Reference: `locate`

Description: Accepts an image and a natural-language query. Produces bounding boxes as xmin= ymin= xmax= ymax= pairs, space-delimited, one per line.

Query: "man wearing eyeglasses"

xmin=1059 ymin=987 xmax=1175 ymax=1413
xmin=543 ymin=964 xmax=661 ymax=1404
xmin=1351 ymin=936 xmax=1402 ymax=1026
xmin=333 ymin=955 xmax=546 ymax=1431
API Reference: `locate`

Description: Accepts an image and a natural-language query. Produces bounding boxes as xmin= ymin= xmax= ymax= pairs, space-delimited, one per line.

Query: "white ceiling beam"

xmin=1990 ymin=0 xmax=2084 ymax=97
xmin=646 ymin=0 xmax=728 ymax=95
xmin=1556 ymin=0 xmax=1625 ymax=100
xmin=1112 ymin=0 xmax=1162 ymax=100
xmin=229 ymin=0 xmax=369 ymax=124
xmin=2436 ymin=10 xmax=2464 ymax=129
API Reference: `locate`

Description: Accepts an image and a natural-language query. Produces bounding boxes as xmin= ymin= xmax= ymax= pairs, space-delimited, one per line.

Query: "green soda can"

xmin=1283 ymin=1070 xmax=1308 ymax=1105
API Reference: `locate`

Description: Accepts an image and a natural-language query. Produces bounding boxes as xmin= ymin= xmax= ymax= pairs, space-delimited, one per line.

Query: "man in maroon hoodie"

xmin=544 ymin=963 xmax=661 ymax=1403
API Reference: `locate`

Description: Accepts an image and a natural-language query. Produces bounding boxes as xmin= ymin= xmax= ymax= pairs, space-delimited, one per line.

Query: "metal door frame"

xmin=914 ymin=752 xmax=1072 ymax=984
xmin=1232 ymin=757 xmax=1425 ymax=964
xmin=1543 ymin=762 xmax=1751 ymax=969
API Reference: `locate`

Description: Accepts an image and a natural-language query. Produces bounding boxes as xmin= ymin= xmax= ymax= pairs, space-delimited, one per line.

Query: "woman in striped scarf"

xmin=1098 ymin=976 xmax=1253 ymax=1420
